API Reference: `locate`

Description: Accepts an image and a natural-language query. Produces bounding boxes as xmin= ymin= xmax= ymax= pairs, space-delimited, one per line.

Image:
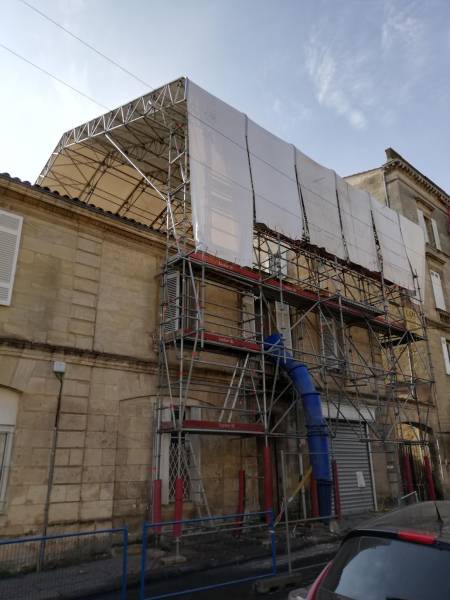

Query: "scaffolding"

xmin=37 ymin=77 xmax=441 ymax=525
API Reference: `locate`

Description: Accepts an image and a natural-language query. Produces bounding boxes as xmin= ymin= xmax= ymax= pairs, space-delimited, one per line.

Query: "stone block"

xmin=56 ymin=431 xmax=85 ymax=448
xmin=49 ymin=502 xmax=79 ymax=523
xmin=53 ymin=466 xmax=82 ymax=484
xmin=82 ymin=465 xmax=114 ymax=484
xmin=69 ymin=319 xmax=95 ymax=337
xmin=100 ymin=483 xmax=114 ymax=501
xmin=59 ymin=413 xmax=87 ymax=431
xmin=101 ymin=449 xmax=115 ymax=466
xmin=31 ymin=448 xmax=51 ymax=467
xmin=60 ymin=396 xmax=88 ymax=414
xmin=70 ymin=304 xmax=96 ymax=322
xmin=87 ymin=415 xmax=105 ymax=431
xmin=126 ymin=448 xmax=150 ymax=465
xmin=85 ymin=431 xmax=116 ymax=449
xmin=73 ymin=277 xmax=99 ymax=295
xmin=76 ymin=250 xmax=101 ymax=268
xmin=62 ymin=380 xmax=90 ymax=398
xmin=69 ymin=449 xmax=84 ymax=466
xmin=84 ymin=449 xmax=102 ymax=466
xmin=77 ymin=236 xmax=102 ymax=255
xmin=73 ymin=265 xmax=99 ymax=284
xmin=81 ymin=483 xmax=100 ymax=501
xmin=80 ymin=500 xmax=112 ymax=521
xmin=65 ymin=364 xmax=91 ymax=381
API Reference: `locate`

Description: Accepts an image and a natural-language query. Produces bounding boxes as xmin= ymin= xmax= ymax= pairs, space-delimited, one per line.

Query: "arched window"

xmin=0 ymin=387 xmax=18 ymax=510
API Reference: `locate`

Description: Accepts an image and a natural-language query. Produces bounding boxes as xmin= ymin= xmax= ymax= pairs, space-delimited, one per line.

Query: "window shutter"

xmin=416 ymin=209 xmax=429 ymax=243
xmin=321 ymin=314 xmax=340 ymax=369
xmin=163 ymin=271 xmax=180 ymax=334
xmin=431 ymin=219 xmax=442 ymax=251
xmin=441 ymin=338 xmax=450 ymax=376
xmin=241 ymin=294 xmax=256 ymax=340
xmin=275 ymin=301 xmax=292 ymax=349
xmin=430 ymin=271 xmax=446 ymax=311
xmin=0 ymin=209 xmax=23 ymax=306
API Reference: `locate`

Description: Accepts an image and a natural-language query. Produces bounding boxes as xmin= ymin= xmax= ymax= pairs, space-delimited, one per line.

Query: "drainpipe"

xmin=39 ymin=361 xmax=66 ymax=570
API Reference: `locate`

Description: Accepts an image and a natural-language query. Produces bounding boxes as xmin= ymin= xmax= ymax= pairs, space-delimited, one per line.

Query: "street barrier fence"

xmin=0 ymin=527 xmax=128 ymax=600
xmin=139 ymin=510 xmax=277 ymax=600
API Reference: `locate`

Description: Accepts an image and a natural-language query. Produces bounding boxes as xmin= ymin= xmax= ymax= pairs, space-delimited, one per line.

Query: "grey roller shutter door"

xmin=331 ymin=421 xmax=374 ymax=515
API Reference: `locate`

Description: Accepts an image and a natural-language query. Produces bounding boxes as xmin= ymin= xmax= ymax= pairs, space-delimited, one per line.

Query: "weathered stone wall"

xmin=0 ymin=180 xmax=162 ymax=535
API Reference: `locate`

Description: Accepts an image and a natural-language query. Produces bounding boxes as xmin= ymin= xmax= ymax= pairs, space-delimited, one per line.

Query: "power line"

xmin=17 ymin=0 xmax=154 ymax=91
xmin=0 ymin=42 xmax=110 ymax=110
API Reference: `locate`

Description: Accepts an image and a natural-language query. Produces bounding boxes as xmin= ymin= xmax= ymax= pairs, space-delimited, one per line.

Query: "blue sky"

xmin=1 ymin=0 xmax=450 ymax=191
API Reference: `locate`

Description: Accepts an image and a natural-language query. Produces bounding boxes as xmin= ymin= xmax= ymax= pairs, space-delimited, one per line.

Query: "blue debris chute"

xmin=265 ymin=333 xmax=332 ymax=518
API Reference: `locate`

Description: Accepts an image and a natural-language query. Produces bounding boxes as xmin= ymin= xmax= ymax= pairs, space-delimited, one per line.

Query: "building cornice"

xmin=383 ymin=149 xmax=449 ymax=208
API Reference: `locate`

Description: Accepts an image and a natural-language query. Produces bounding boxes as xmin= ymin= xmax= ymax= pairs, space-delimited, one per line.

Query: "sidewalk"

xmin=0 ymin=518 xmax=359 ymax=600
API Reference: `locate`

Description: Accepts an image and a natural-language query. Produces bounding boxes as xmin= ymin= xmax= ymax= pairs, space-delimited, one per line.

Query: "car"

xmin=288 ymin=501 xmax=450 ymax=600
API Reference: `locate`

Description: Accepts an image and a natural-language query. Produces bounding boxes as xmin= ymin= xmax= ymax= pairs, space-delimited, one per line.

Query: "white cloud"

xmin=305 ymin=35 xmax=369 ymax=130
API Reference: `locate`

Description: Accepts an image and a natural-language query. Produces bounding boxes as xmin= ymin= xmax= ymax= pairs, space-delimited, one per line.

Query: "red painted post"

xmin=424 ymin=455 xmax=436 ymax=501
xmin=331 ymin=460 xmax=342 ymax=519
xmin=402 ymin=452 xmax=414 ymax=495
xmin=235 ymin=469 xmax=246 ymax=535
xmin=310 ymin=474 xmax=319 ymax=518
xmin=152 ymin=479 xmax=162 ymax=533
xmin=172 ymin=477 xmax=184 ymax=538
xmin=263 ymin=446 xmax=273 ymax=523
xmin=237 ymin=469 xmax=246 ymax=515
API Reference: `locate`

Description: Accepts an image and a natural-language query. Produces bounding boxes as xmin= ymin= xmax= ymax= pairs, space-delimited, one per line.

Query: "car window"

xmin=317 ymin=535 xmax=450 ymax=600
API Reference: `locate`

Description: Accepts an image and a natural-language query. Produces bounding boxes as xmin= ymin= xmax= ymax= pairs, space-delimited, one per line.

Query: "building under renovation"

xmin=0 ymin=77 xmax=445 ymax=536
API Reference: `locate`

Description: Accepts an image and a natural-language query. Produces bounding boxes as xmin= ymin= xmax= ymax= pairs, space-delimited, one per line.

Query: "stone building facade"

xmin=346 ymin=148 xmax=450 ymax=496
xmin=0 ymin=173 xmax=163 ymax=536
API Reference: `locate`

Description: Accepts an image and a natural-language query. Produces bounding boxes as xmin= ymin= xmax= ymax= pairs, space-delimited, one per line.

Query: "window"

xmin=0 ymin=387 xmax=18 ymax=511
xmin=417 ymin=208 xmax=442 ymax=251
xmin=320 ymin=314 xmax=343 ymax=370
xmin=430 ymin=270 xmax=446 ymax=311
xmin=0 ymin=209 xmax=23 ymax=306
xmin=275 ymin=301 xmax=292 ymax=349
xmin=442 ymin=338 xmax=450 ymax=376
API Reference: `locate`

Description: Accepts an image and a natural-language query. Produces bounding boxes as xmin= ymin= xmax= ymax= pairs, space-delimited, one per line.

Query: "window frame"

xmin=0 ymin=425 xmax=14 ymax=511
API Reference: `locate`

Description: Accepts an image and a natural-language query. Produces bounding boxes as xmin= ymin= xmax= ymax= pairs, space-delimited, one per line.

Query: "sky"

xmin=1 ymin=0 xmax=450 ymax=191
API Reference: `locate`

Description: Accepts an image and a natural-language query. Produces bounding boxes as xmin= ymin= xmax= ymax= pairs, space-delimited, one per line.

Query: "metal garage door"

xmin=331 ymin=421 xmax=375 ymax=515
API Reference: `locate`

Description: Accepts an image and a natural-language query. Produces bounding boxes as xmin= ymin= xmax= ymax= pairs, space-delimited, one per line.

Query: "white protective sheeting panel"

xmin=296 ymin=150 xmax=346 ymax=259
xmin=247 ymin=120 xmax=303 ymax=240
xmin=371 ymin=199 xmax=414 ymax=290
xmin=336 ymin=178 xmax=379 ymax=272
xmin=187 ymin=81 xmax=254 ymax=266
xmin=399 ymin=214 xmax=426 ymax=300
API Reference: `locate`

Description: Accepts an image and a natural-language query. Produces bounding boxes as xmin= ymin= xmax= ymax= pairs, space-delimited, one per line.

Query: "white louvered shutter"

xmin=431 ymin=219 xmax=442 ymax=251
xmin=163 ymin=271 xmax=180 ymax=334
xmin=275 ymin=301 xmax=292 ymax=349
xmin=441 ymin=338 xmax=450 ymax=376
xmin=430 ymin=271 xmax=446 ymax=311
xmin=0 ymin=210 xmax=23 ymax=306
xmin=416 ymin=209 xmax=429 ymax=243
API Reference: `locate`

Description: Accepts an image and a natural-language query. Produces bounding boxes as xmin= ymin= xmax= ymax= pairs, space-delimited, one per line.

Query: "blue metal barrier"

xmin=0 ymin=526 xmax=129 ymax=600
xmin=139 ymin=510 xmax=277 ymax=600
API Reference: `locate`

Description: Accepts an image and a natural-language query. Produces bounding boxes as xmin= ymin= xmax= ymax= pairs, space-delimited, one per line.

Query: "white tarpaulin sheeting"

xmin=187 ymin=81 xmax=254 ymax=266
xmin=399 ymin=213 xmax=426 ymax=298
xmin=336 ymin=177 xmax=379 ymax=272
xmin=247 ymin=120 xmax=303 ymax=240
xmin=371 ymin=198 xmax=414 ymax=290
xmin=296 ymin=150 xmax=346 ymax=259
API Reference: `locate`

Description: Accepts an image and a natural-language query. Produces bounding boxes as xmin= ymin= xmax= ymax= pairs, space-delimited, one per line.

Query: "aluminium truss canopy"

xmin=38 ymin=76 xmax=424 ymax=292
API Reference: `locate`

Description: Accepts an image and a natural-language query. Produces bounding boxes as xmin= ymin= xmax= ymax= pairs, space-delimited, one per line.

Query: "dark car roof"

xmin=348 ymin=501 xmax=450 ymax=542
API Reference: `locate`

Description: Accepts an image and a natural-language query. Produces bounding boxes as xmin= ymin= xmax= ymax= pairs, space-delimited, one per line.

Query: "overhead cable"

xmin=17 ymin=0 xmax=154 ymax=90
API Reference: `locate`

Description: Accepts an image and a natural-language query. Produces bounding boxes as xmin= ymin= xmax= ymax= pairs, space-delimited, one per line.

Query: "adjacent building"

xmin=346 ymin=147 xmax=450 ymax=496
